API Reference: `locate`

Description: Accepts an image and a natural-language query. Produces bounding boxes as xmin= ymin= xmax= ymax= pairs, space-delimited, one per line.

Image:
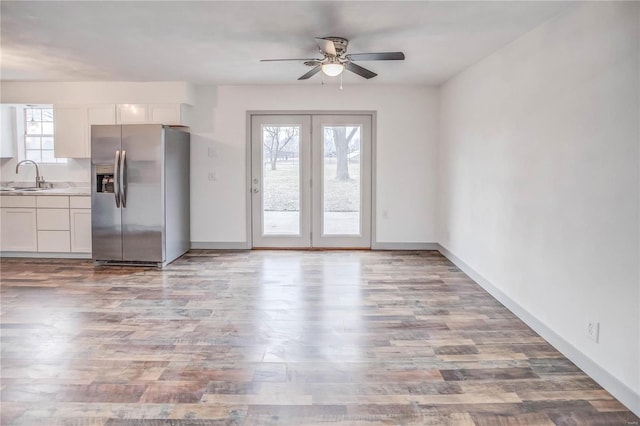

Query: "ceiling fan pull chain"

xmin=340 ymin=73 xmax=343 ymax=90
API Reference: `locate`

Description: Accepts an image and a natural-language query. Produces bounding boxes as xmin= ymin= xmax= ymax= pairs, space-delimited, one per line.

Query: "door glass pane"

xmin=323 ymin=125 xmax=361 ymax=235
xmin=262 ymin=125 xmax=300 ymax=235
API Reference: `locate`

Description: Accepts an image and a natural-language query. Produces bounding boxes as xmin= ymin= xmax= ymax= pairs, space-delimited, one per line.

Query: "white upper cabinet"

xmin=88 ymin=105 xmax=117 ymax=128
xmin=0 ymin=105 xmax=17 ymax=158
xmin=117 ymin=103 xmax=190 ymax=126
xmin=117 ymin=104 xmax=148 ymax=124
xmin=54 ymin=104 xmax=116 ymax=159
xmin=54 ymin=105 xmax=88 ymax=158
xmin=53 ymin=103 xmax=188 ymax=158
xmin=87 ymin=105 xmax=117 ymax=156
xmin=149 ymin=103 xmax=190 ymax=126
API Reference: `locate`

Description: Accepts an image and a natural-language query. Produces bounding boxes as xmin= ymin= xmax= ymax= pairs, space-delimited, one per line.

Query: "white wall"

xmin=0 ymin=81 xmax=195 ymax=105
xmin=190 ymin=84 xmax=439 ymax=245
xmin=439 ymin=1 xmax=639 ymax=413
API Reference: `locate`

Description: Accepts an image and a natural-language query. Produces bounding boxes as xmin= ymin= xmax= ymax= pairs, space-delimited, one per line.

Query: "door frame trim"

xmin=246 ymin=110 xmax=377 ymax=249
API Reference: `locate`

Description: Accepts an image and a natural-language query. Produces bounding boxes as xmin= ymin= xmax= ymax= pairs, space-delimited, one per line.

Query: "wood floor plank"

xmin=1 ymin=250 xmax=637 ymax=425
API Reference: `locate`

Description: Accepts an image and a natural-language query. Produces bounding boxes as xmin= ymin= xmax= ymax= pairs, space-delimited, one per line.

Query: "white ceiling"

xmin=1 ymin=1 xmax=575 ymax=85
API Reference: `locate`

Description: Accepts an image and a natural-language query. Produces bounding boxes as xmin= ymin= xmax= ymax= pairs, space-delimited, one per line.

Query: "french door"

xmin=251 ymin=114 xmax=372 ymax=248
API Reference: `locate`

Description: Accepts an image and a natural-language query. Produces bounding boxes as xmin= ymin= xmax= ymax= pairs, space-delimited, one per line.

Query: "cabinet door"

xmin=70 ymin=209 xmax=92 ymax=253
xmin=87 ymin=105 xmax=116 ymax=156
xmin=37 ymin=208 xmax=70 ymax=230
xmin=38 ymin=230 xmax=71 ymax=252
xmin=0 ymin=208 xmax=38 ymax=252
xmin=0 ymin=105 xmax=16 ymax=158
xmin=54 ymin=105 xmax=88 ymax=158
xmin=148 ymin=104 xmax=181 ymax=125
xmin=117 ymin=104 xmax=148 ymax=124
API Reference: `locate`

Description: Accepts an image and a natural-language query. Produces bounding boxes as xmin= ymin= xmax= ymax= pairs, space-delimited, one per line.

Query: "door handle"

xmin=120 ymin=150 xmax=127 ymax=208
xmin=114 ymin=150 xmax=120 ymax=208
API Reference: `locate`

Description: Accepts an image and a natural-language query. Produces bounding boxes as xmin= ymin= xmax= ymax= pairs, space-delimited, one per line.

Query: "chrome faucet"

xmin=15 ymin=160 xmax=46 ymax=188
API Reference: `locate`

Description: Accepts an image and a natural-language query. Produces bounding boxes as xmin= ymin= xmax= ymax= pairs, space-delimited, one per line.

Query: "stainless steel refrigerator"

xmin=91 ymin=124 xmax=190 ymax=267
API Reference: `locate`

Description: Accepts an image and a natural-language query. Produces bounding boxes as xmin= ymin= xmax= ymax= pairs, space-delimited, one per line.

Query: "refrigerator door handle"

xmin=120 ymin=150 xmax=127 ymax=208
xmin=114 ymin=150 xmax=121 ymax=208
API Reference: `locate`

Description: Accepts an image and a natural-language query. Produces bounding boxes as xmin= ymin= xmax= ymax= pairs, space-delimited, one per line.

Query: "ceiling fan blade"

xmin=298 ymin=66 xmax=322 ymax=80
xmin=345 ymin=62 xmax=377 ymax=79
xmin=346 ymin=52 xmax=405 ymax=61
xmin=315 ymin=37 xmax=337 ymax=57
xmin=260 ymin=58 xmax=321 ymax=62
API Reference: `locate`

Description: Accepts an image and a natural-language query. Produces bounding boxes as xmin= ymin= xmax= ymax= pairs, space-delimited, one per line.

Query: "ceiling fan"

xmin=260 ymin=37 xmax=405 ymax=80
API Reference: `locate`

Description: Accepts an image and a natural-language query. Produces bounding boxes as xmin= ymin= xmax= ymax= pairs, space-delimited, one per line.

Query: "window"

xmin=24 ymin=106 xmax=66 ymax=164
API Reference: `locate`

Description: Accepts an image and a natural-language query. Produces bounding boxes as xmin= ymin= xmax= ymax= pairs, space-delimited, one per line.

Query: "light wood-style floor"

xmin=1 ymin=250 xmax=637 ymax=425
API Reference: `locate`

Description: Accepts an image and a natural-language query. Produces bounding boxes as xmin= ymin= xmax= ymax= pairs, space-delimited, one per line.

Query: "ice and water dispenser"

xmin=95 ymin=164 xmax=115 ymax=193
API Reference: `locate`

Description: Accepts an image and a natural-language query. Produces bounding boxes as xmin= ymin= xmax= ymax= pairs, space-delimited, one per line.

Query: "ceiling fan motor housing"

xmin=322 ymin=37 xmax=349 ymax=56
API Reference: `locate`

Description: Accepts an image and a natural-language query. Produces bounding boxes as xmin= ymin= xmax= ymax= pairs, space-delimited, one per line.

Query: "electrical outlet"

xmin=208 ymin=172 xmax=216 ymax=181
xmin=587 ymin=320 xmax=600 ymax=343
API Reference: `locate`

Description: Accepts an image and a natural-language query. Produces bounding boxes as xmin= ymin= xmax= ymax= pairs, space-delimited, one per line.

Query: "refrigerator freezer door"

xmin=91 ymin=125 xmax=123 ymax=261
xmin=121 ymin=125 xmax=165 ymax=262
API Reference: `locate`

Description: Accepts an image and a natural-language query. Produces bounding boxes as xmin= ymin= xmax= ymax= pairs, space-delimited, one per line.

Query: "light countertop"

xmin=0 ymin=187 xmax=91 ymax=196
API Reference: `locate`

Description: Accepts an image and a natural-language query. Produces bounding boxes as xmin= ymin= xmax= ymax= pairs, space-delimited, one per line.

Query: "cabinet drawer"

xmin=38 ymin=230 xmax=71 ymax=252
xmin=70 ymin=196 xmax=91 ymax=209
xmin=0 ymin=196 xmax=36 ymax=208
xmin=37 ymin=208 xmax=70 ymax=230
xmin=36 ymin=196 xmax=69 ymax=208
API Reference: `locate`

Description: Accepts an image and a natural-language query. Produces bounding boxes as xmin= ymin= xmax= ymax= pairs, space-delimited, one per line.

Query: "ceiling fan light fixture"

xmin=321 ymin=63 xmax=344 ymax=77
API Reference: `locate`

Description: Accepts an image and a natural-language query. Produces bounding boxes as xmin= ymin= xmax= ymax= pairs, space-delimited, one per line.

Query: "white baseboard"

xmin=437 ymin=243 xmax=640 ymax=417
xmin=372 ymin=242 xmax=439 ymax=250
xmin=0 ymin=252 xmax=91 ymax=259
xmin=190 ymin=242 xmax=250 ymax=250
xmin=191 ymin=242 xmax=440 ymax=251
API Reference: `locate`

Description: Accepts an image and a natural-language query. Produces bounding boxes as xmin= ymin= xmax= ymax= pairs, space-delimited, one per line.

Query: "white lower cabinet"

xmin=0 ymin=208 xmax=38 ymax=252
xmin=0 ymin=195 xmax=91 ymax=256
xmin=37 ymin=208 xmax=70 ymax=230
xmin=70 ymin=208 xmax=92 ymax=252
xmin=36 ymin=200 xmax=70 ymax=253
xmin=38 ymin=230 xmax=70 ymax=252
